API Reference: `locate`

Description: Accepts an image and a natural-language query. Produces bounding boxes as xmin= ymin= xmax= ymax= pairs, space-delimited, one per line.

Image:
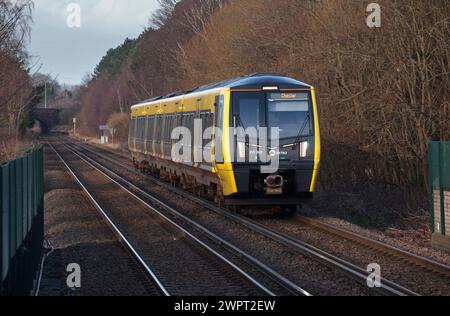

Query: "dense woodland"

xmin=74 ymin=0 xmax=449 ymax=216
xmin=0 ymin=0 xmax=35 ymax=161
xmin=0 ymin=1 xmax=69 ymax=161
xmin=0 ymin=0 xmax=448 ymax=221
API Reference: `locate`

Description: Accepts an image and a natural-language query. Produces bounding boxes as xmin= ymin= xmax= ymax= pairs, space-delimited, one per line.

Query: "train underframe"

xmin=132 ymin=152 xmax=226 ymax=206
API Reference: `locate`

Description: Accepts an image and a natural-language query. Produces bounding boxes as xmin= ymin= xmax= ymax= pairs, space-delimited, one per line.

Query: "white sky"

xmin=28 ymin=0 xmax=159 ymax=85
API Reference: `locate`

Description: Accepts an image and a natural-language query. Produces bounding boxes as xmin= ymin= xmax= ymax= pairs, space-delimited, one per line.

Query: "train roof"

xmin=132 ymin=73 xmax=312 ymax=108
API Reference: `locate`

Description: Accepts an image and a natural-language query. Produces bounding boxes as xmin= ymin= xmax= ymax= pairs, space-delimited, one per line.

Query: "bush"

xmin=106 ymin=112 xmax=130 ymax=144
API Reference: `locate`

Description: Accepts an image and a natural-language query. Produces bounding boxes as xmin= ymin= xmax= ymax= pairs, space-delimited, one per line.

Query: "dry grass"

xmin=0 ymin=130 xmax=35 ymax=164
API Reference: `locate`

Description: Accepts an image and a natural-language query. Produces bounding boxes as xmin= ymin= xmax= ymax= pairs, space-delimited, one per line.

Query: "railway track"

xmin=60 ymin=137 xmax=428 ymax=296
xmin=294 ymin=216 xmax=450 ymax=279
xmin=43 ymin=145 xmax=162 ymax=296
xmin=48 ymin=142 xmax=169 ymax=295
xmin=73 ymin=139 xmax=450 ymax=286
xmin=47 ymin=139 xmax=310 ymax=296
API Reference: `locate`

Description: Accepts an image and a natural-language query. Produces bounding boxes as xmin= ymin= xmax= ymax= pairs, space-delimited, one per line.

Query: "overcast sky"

xmin=28 ymin=0 xmax=159 ymax=86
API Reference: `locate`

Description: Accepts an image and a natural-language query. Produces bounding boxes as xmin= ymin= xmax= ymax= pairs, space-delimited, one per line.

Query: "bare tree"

xmin=178 ymin=0 xmax=450 ymax=209
xmin=0 ymin=0 xmax=33 ymax=59
xmin=150 ymin=0 xmax=180 ymax=29
xmin=0 ymin=0 xmax=34 ymax=149
xmin=181 ymin=0 xmax=225 ymax=38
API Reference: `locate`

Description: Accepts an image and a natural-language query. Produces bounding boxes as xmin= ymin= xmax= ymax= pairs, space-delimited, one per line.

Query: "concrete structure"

xmin=31 ymin=108 xmax=60 ymax=133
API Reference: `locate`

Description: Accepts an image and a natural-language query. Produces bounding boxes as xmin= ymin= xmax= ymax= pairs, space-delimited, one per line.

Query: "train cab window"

xmin=232 ymin=92 xmax=265 ymax=149
xmin=232 ymin=93 xmax=264 ymax=132
xmin=268 ymin=92 xmax=312 ymax=140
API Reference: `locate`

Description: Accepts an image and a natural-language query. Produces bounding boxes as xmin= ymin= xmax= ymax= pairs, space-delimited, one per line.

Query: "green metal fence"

xmin=429 ymin=141 xmax=450 ymax=236
xmin=0 ymin=145 xmax=44 ymax=296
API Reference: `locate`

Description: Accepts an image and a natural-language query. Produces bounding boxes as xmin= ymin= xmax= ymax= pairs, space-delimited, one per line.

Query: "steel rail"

xmin=72 ymin=138 xmax=450 ymax=279
xmin=295 ymin=215 xmax=450 ymax=277
xmin=47 ymin=141 xmax=170 ymax=296
xmin=66 ymin=139 xmax=420 ymax=296
xmin=62 ymin=142 xmax=311 ymax=296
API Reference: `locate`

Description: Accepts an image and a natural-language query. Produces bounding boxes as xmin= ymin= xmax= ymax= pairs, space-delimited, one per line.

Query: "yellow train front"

xmin=129 ymin=73 xmax=321 ymax=210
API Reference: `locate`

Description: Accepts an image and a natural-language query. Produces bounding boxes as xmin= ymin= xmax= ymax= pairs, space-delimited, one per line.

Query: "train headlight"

xmin=299 ymin=141 xmax=309 ymax=158
xmin=237 ymin=142 xmax=246 ymax=160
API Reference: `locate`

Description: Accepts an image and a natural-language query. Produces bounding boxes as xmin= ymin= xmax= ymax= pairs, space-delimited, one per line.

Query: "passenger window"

xmin=165 ymin=116 xmax=171 ymax=143
xmin=155 ymin=116 xmax=160 ymax=143
xmin=148 ymin=117 xmax=154 ymax=141
xmin=136 ymin=118 xmax=140 ymax=140
xmin=163 ymin=115 xmax=167 ymax=143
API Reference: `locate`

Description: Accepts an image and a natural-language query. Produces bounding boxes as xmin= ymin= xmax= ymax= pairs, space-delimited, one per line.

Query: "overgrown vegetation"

xmin=0 ymin=0 xmax=35 ymax=162
xmin=76 ymin=0 xmax=449 ymax=223
xmin=107 ymin=112 xmax=130 ymax=144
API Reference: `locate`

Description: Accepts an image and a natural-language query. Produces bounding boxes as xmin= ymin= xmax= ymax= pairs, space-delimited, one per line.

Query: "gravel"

xmin=75 ymin=142 xmax=384 ymax=296
xmin=259 ymin=214 xmax=450 ymax=296
xmin=39 ymin=146 xmax=155 ymax=296
xmin=57 ymin=144 xmax=265 ymax=296
xmin=310 ymin=213 xmax=450 ymax=266
xmin=74 ymin=139 xmax=450 ymax=296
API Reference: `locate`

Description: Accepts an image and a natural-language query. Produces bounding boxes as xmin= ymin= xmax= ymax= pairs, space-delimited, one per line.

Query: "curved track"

xmin=87 ymin=139 xmax=450 ymax=287
xmin=59 ymin=136 xmax=435 ymax=296
xmin=48 ymin=139 xmax=310 ymax=296
xmin=294 ymin=216 xmax=450 ymax=278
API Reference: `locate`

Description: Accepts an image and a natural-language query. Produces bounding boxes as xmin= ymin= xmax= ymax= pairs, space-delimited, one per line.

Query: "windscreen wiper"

xmin=293 ymin=113 xmax=311 ymax=148
xmin=234 ymin=114 xmax=246 ymax=131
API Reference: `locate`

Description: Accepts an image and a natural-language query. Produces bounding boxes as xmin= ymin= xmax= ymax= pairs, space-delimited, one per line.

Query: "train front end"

xmin=221 ymin=75 xmax=321 ymax=208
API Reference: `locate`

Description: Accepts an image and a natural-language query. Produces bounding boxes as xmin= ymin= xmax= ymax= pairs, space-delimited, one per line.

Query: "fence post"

xmin=39 ymin=146 xmax=44 ymax=247
xmin=0 ymin=164 xmax=5 ymax=293
xmin=9 ymin=160 xmax=16 ymax=269
xmin=22 ymin=156 xmax=28 ymax=242
xmin=438 ymin=142 xmax=446 ymax=235
xmin=428 ymin=141 xmax=435 ymax=232
xmin=15 ymin=158 xmax=23 ymax=253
